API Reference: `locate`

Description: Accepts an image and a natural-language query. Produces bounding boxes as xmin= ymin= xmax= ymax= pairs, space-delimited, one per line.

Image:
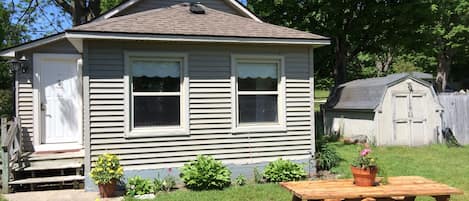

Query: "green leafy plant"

xmin=90 ymin=153 xmax=124 ymax=185
xmin=253 ymin=167 xmax=264 ymax=184
xmin=234 ymin=175 xmax=247 ymax=186
xmin=180 ymin=155 xmax=231 ymax=190
xmin=126 ymin=176 xmax=156 ymax=196
xmin=315 ymin=138 xmax=341 ymax=171
xmin=155 ymin=175 xmax=176 ymax=192
xmin=351 ymin=146 xmax=377 ymax=169
xmin=263 ymin=158 xmax=306 ymax=182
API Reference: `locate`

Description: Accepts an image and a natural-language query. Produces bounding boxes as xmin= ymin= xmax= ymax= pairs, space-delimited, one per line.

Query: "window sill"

xmin=231 ymin=124 xmax=287 ymax=134
xmin=125 ymin=128 xmax=189 ymax=138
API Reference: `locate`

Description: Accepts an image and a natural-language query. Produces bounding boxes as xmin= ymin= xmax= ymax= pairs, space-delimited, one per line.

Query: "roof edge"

xmin=66 ymin=30 xmax=331 ymax=45
xmin=0 ymin=30 xmax=330 ymax=57
xmin=92 ymin=0 xmax=262 ymax=23
xmin=0 ymin=33 xmax=66 ymax=57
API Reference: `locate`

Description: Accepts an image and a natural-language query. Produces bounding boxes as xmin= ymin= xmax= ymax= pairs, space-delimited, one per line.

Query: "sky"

xmin=10 ymin=0 xmax=248 ymax=40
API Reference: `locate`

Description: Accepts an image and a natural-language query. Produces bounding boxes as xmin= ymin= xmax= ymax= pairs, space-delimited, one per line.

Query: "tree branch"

xmin=53 ymin=0 xmax=72 ymax=14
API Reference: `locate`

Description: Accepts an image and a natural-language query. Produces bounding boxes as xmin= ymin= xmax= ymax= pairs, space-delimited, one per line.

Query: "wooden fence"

xmin=438 ymin=93 xmax=469 ymax=145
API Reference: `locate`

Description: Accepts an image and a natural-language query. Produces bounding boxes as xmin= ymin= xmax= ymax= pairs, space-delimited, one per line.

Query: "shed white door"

xmin=37 ymin=55 xmax=81 ymax=144
xmin=392 ymin=93 xmax=427 ymax=146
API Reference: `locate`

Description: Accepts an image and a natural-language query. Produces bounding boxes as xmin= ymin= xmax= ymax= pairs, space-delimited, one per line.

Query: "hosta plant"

xmin=263 ymin=158 xmax=306 ymax=182
xmin=180 ymin=155 xmax=231 ymax=190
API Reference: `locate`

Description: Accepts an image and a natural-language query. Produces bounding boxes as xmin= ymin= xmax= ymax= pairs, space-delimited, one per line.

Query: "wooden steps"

xmin=8 ymin=150 xmax=85 ymax=192
xmin=10 ymin=175 xmax=84 ymax=185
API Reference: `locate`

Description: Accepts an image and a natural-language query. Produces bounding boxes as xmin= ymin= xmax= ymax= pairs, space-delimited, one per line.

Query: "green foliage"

xmin=253 ymin=167 xmax=264 ymax=184
xmin=234 ymin=175 xmax=247 ymax=186
xmin=262 ymin=158 xmax=306 ymax=182
xmin=100 ymin=0 xmax=126 ymax=13
xmin=315 ymin=143 xmax=341 ymax=171
xmin=180 ymin=155 xmax=231 ymax=190
xmin=90 ymin=153 xmax=124 ymax=184
xmin=126 ymin=176 xmax=156 ymax=196
xmin=315 ymin=77 xmax=334 ymax=90
xmin=0 ymin=90 xmax=12 ymax=118
xmin=154 ymin=175 xmax=176 ymax=192
xmin=351 ymin=146 xmax=377 ymax=169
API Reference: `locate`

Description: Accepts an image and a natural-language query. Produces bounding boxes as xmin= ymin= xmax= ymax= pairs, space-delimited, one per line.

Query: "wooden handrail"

xmin=2 ymin=120 xmax=18 ymax=150
xmin=1 ymin=117 xmax=22 ymax=193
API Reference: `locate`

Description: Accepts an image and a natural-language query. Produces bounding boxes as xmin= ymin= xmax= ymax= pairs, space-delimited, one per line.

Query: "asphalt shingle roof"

xmin=326 ymin=72 xmax=433 ymax=110
xmin=72 ymin=3 xmax=327 ymax=40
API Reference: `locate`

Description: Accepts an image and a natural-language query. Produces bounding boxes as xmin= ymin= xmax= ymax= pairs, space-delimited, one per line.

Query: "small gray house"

xmin=0 ymin=0 xmax=329 ymax=190
xmin=324 ymin=73 xmax=443 ymax=146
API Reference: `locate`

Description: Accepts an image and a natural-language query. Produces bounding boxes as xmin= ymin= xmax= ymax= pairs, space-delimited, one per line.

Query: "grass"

xmin=124 ymin=183 xmax=291 ymax=201
xmin=125 ymin=144 xmax=469 ymax=201
xmin=314 ymin=89 xmax=329 ymax=111
xmin=314 ymin=89 xmax=330 ymax=100
xmin=331 ymin=144 xmax=469 ymax=201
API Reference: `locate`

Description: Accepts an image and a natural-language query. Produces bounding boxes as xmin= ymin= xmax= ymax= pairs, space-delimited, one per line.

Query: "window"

xmin=232 ymin=55 xmax=286 ymax=133
xmin=124 ymin=52 xmax=188 ymax=137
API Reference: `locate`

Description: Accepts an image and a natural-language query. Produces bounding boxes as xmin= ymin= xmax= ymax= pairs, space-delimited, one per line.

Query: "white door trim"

xmin=33 ymin=53 xmax=83 ymax=152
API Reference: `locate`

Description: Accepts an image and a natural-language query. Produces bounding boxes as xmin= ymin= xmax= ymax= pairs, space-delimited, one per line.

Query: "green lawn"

xmin=331 ymin=144 xmax=469 ymax=201
xmin=314 ymin=89 xmax=329 ymax=111
xmin=314 ymin=89 xmax=329 ymax=100
xmin=125 ymin=144 xmax=469 ymax=201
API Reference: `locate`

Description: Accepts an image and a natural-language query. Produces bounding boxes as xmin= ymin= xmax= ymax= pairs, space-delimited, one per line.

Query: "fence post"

xmin=1 ymin=118 xmax=9 ymax=193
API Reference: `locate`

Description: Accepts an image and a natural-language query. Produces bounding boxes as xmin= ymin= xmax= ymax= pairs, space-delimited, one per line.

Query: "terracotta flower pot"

xmin=98 ymin=179 xmax=117 ymax=198
xmin=350 ymin=166 xmax=378 ymax=187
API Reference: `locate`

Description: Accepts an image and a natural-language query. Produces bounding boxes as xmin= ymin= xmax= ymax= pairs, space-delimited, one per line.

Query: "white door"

xmin=392 ymin=92 xmax=427 ymax=146
xmin=36 ymin=54 xmax=81 ymax=144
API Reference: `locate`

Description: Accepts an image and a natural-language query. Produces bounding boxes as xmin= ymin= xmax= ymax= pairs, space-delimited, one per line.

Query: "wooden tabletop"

xmin=280 ymin=176 xmax=463 ymax=200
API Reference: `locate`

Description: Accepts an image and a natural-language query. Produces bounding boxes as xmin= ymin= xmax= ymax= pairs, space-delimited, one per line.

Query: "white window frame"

xmin=231 ymin=55 xmax=286 ymax=133
xmin=124 ymin=51 xmax=189 ymax=138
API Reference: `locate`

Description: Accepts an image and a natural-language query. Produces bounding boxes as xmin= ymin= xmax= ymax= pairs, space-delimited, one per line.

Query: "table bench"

xmin=280 ymin=176 xmax=463 ymax=201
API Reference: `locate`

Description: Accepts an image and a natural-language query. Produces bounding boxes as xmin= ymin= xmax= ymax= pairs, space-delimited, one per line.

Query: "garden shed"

xmin=324 ymin=72 xmax=443 ymax=146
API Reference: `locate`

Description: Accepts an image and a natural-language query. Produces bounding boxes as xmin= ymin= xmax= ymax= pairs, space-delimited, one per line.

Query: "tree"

xmin=250 ymin=0 xmax=427 ymax=86
xmin=0 ymin=2 xmax=28 ymax=117
xmin=420 ymin=0 xmax=469 ymax=91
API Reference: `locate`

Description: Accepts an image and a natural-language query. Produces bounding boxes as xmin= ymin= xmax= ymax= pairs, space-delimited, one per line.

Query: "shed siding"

xmin=115 ymin=0 xmax=240 ymax=17
xmin=16 ymin=39 xmax=80 ymax=151
xmin=323 ymin=110 xmax=376 ymax=141
xmin=85 ymin=40 xmax=313 ymax=170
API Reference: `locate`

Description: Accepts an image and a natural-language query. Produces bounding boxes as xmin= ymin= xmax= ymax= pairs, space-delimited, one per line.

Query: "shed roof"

xmin=326 ymin=72 xmax=434 ymax=110
xmin=72 ymin=3 xmax=328 ymax=40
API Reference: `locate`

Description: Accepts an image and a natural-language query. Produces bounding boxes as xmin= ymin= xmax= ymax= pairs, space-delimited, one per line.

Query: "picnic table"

xmin=280 ymin=176 xmax=463 ymax=201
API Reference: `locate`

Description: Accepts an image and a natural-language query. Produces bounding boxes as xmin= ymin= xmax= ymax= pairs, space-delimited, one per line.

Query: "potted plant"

xmin=350 ymin=145 xmax=378 ymax=186
xmin=90 ymin=153 xmax=124 ymax=197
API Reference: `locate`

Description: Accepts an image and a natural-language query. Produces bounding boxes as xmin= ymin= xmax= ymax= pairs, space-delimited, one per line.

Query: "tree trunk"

xmin=436 ymin=51 xmax=452 ymax=92
xmin=334 ymin=37 xmax=347 ymax=86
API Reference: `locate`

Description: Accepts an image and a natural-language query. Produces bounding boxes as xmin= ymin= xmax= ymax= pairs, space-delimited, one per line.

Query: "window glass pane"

xmin=133 ymin=96 xmax=180 ymax=127
xmin=132 ymin=60 xmax=180 ymax=92
xmin=238 ymin=63 xmax=278 ymax=91
xmin=239 ymin=95 xmax=277 ymax=123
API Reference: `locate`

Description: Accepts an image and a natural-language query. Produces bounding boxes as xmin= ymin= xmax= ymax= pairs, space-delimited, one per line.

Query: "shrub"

xmin=253 ymin=167 xmax=264 ymax=184
xmin=0 ymin=90 xmax=12 ymax=118
xmin=315 ymin=143 xmax=341 ymax=171
xmin=155 ymin=175 xmax=176 ymax=192
xmin=126 ymin=176 xmax=156 ymax=196
xmin=90 ymin=153 xmax=123 ymax=184
xmin=180 ymin=155 xmax=231 ymax=190
xmin=263 ymin=158 xmax=306 ymax=182
xmin=234 ymin=175 xmax=247 ymax=186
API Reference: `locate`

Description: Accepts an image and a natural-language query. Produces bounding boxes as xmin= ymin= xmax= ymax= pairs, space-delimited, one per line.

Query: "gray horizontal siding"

xmin=85 ymin=40 xmax=313 ymax=170
xmin=116 ymin=0 xmax=241 ymax=17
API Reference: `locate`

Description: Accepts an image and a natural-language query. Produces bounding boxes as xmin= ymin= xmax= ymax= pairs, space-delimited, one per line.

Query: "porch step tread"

xmin=20 ymin=160 xmax=83 ymax=171
xmin=9 ymin=175 xmax=84 ymax=185
xmin=25 ymin=150 xmax=85 ymax=161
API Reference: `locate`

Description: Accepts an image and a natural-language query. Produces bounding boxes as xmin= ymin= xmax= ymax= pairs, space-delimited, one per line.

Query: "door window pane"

xmin=132 ymin=60 xmax=180 ymax=92
xmin=239 ymin=95 xmax=278 ymax=123
xmin=238 ymin=63 xmax=278 ymax=91
xmin=133 ymin=96 xmax=180 ymax=127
